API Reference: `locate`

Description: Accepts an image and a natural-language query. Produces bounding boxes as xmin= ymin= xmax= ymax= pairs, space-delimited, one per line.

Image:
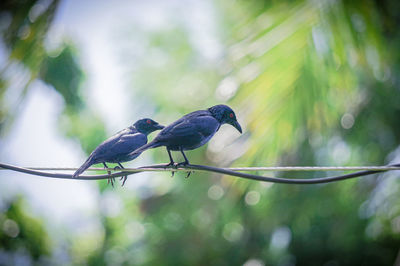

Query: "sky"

xmin=0 ymin=0 xmax=217 ymax=231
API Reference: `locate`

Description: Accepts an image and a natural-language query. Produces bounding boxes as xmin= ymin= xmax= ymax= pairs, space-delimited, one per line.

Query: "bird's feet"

xmin=107 ymin=177 xmax=116 ymax=187
xmin=114 ymin=166 xmax=128 ymax=186
xmin=121 ymin=176 xmax=128 ymax=186
xmin=176 ymin=161 xmax=189 ymax=167
xmin=164 ymin=162 xmax=176 ymax=168
xmin=163 ymin=162 xmax=177 ymax=177
xmin=176 ymin=161 xmax=191 ymax=178
xmin=105 ymin=170 xmax=115 ymax=187
xmin=184 ymin=171 xmax=192 ymax=178
xmin=103 ymin=163 xmax=115 ymax=187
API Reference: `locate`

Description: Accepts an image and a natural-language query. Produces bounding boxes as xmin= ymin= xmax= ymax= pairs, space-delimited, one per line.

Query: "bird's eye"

xmin=229 ymin=113 xmax=234 ymax=118
xmin=146 ymin=120 xmax=151 ymax=124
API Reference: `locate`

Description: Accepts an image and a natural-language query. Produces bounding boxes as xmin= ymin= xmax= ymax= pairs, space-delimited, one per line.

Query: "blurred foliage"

xmin=1 ymin=0 xmax=400 ymax=265
xmin=40 ymin=45 xmax=84 ymax=110
xmin=0 ymin=0 xmax=106 ymax=153
xmin=0 ymin=196 xmax=51 ymax=264
xmin=105 ymin=0 xmax=400 ymax=265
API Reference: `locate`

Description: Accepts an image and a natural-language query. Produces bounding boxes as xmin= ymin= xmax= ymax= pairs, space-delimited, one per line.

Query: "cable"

xmin=5 ymin=166 xmax=399 ymax=172
xmin=0 ymin=162 xmax=399 ymax=184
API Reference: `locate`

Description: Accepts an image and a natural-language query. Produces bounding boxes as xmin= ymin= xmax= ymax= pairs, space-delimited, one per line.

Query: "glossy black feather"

xmin=73 ymin=118 xmax=163 ymax=178
xmin=129 ymin=105 xmax=242 ymax=164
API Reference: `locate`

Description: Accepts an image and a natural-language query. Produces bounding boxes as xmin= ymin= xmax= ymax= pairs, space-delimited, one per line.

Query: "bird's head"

xmin=134 ymin=118 xmax=164 ymax=135
xmin=208 ymin=104 xmax=242 ymax=133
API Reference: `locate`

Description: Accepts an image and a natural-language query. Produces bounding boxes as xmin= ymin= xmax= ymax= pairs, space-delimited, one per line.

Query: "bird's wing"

xmin=92 ymin=127 xmax=135 ymax=151
xmin=192 ymin=115 xmax=220 ymax=136
xmin=108 ymin=133 xmax=147 ymax=154
xmin=155 ymin=115 xmax=219 ymax=146
xmin=83 ymin=127 xmax=141 ymax=164
xmin=158 ymin=110 xmax=211 ymax=137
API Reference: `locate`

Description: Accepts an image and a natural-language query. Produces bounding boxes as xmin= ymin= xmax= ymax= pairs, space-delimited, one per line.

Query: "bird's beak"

xmin=156 ymin=124 xmax=165 ymax=130
xmin=231 ymin=120 xmax=242 ymax=134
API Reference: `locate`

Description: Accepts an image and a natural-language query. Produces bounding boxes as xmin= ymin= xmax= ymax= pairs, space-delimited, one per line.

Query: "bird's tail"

xmin=129 ymin=141 xmax=162 ymax=158
xmin=73 ymin=155 xmax=94 ymax=178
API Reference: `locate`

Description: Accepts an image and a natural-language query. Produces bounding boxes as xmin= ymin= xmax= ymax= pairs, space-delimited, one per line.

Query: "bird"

xmin=128 ymin=104 xmax=242 ymax=176
xmin=73 ymin=118 xmax=164 ymax=186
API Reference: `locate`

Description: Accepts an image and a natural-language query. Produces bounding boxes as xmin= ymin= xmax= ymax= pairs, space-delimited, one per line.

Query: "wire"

xmin=5 ymin=166 xmax=399 ymax=172
xmin=0 ymin=162 xmax=399 ymax=184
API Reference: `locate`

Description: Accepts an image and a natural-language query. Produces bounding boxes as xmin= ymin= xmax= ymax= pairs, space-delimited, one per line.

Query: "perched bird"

xmin=73 ymin=118 xmax=164 ymax=185
xmin=128 ymin=105 xmax=242 ymax=175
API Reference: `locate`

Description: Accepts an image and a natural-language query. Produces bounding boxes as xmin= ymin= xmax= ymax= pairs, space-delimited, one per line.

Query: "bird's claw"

xmin=105 ymin=168 xmax=115 ymax=187
xmin=121 ymin=176 xmax=127 ymax=186
xmin=119 ymin=173 xmax=128 ymax=186
xmin=164 ymin=160 xmax=190 ymax=178
xmin=175 ymin=161 xmax=190 ymax=178
xmin=107 ymin=177 xmax=116 ymax=187
xmin=164 ymin=162 xmax=177 ymax=178
xmin=176 ymin=161 xmax=189 ymax=167
xmin=111 ymin=165 xmax=127 ymax=186
xmin=164 ymin=162 xmax=176 ymax=168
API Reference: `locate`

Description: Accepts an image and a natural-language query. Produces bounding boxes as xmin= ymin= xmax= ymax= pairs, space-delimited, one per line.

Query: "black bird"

xmin=73 ymin=118 xmax=164 ymax=185
xmin=128 ymin=105 xmax=242 ymax=174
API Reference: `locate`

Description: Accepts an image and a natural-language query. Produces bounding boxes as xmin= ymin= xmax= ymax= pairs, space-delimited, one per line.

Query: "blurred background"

xmin=0 ymin=0 xmax=400 ymax=265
